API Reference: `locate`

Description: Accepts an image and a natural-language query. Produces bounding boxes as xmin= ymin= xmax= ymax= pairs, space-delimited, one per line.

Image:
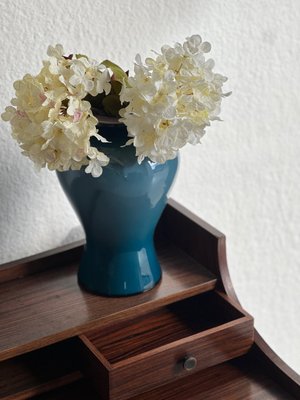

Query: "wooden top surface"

xmin=0 ymin=241 xmax=216 ymax=362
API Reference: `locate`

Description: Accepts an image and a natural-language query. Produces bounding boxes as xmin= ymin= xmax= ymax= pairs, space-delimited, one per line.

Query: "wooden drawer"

xmin=78 ymin=291 xmax=254 ymax=400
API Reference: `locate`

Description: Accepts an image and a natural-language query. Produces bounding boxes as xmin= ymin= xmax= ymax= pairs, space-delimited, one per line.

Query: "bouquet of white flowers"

xmin=1 ymin=35 xmax=230 ymax=178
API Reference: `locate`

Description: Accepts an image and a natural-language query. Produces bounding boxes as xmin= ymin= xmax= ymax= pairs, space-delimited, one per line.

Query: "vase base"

xmin=77 ymin=243 xmax=162 ymax=297
xmin=77 ymin=274 xmax=162 ymax=298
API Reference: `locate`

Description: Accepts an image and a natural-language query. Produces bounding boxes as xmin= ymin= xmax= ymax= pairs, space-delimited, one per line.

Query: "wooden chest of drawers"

xmin=0 ymin=200 xmax=298 ymax=399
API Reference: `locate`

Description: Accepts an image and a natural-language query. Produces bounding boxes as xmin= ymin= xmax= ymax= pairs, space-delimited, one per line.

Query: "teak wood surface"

xmin=0 ymin=198 xmax=299 ymax=400
xmin=0 ymin=240 xmax=216 ymax=362
xmin=78 ymin=291 xmax=254 ymax=400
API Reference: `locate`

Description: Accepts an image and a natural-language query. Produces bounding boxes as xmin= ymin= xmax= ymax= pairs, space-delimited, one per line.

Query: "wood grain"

xmin=0 ymin=240 xmax=216 ymax=362
xmin=0 ymin=199 xmax=299 ymax=399
xmin=111 ymin=320 xmax=254 ymax=400
xmin=164 ymin=199 xmax=300 ymax=397
xmin=130 ymin=356 xmax=297 ymax=400
xmin=25 ymin=357 xmax=297 ymax=400
xmin=79 ymin=292 xmax=254 ymax=400
xmin=85 ymin=291 xmax=248 ymax=363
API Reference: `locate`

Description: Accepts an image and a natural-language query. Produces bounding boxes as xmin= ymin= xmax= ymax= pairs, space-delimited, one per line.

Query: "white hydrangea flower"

xmin=85 ymin=147 xmax=109 ymax=178
xmin=2 ymin=37 xmax=230 ymax=176
xmin=68 ymin=57 xmax=111 ymax=97
xmin=47 ymin=44 xmax=64 ymax=59
xmin=69 ymin=59 xmax=95 ymax=93
xmin=1 ymin=44 xmax=112 ymax=177
xmin=120 ymin=35 xmax=231 ymax=163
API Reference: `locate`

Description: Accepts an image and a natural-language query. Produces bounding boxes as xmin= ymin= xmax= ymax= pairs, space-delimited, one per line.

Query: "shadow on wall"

xmin=61 ymin=225 xmax=85 ymax=246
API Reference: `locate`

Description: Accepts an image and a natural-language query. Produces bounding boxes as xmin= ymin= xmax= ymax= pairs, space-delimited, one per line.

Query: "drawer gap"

xmin=0 ymin=339 xmax=82 ymax=400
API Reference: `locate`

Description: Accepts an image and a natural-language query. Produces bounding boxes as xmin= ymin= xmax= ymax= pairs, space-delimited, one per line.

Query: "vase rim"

xmin=92 ymin=112 xmax=124 ymax=125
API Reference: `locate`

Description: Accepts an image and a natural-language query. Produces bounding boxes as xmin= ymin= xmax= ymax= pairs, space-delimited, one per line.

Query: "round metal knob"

xmin=183 ymin=356 xmax=197 ymax=371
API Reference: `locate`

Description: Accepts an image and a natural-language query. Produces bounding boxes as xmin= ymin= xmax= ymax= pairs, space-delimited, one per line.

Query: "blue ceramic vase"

xmin=57 ymin=123 xmax=178 ymax=296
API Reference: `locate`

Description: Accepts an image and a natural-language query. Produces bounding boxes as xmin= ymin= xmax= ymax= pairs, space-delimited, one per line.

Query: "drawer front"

xmin=110 ymin=318 xmax=253 ymax=400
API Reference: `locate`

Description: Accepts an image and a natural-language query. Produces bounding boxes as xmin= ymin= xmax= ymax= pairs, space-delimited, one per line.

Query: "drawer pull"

xmin=183 ymin=356 xmax=197 ymax=371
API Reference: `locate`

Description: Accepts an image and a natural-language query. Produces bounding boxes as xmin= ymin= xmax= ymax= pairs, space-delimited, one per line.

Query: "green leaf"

xmin=110 ymin=80 xmax=122 ymax=95
xmin=101 ymin=60 xmax=128 ymax=84
xmin=75 ymin=53 xmax=88 ymax=59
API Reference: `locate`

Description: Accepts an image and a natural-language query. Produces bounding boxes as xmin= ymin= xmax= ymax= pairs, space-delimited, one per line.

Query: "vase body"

xmin=57 ymin=123 xmax=178 ymax=296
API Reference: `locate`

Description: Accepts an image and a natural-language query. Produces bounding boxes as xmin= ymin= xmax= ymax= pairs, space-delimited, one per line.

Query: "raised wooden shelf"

xmin=0 ymin=241 xmax=216 ymax=362
xmin=0 ymin=199 xmax=299 ymax=399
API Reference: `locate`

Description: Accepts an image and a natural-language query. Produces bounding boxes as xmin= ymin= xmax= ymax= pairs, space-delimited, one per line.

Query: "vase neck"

xmin=95 ymin=123 xmax=129 ymax=147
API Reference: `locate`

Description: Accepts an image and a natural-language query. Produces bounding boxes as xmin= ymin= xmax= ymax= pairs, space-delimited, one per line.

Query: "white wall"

xmin=0 ymin=0 xmax=299 ymax=374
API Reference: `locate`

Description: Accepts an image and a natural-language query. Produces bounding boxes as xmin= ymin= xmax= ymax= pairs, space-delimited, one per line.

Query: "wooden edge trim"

xmin=0 ymin=240 xmax=85 ymax=284
xmin=245 ymin=334 xmax=300 ymax=398
xmin=0 ymin=239 xmax=85 ymax=270
xmin=215 ymin=290 xmax=253 ymax=320
xmin=167 ymin=198 xmax=225 ymax=238
xmin=166 ymin=200 xmax=300 ymax=393
xmin=78 ymin=335 xmax=113 ymax=371
xmin=211 ymin=216 xmax=300 ymax=391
